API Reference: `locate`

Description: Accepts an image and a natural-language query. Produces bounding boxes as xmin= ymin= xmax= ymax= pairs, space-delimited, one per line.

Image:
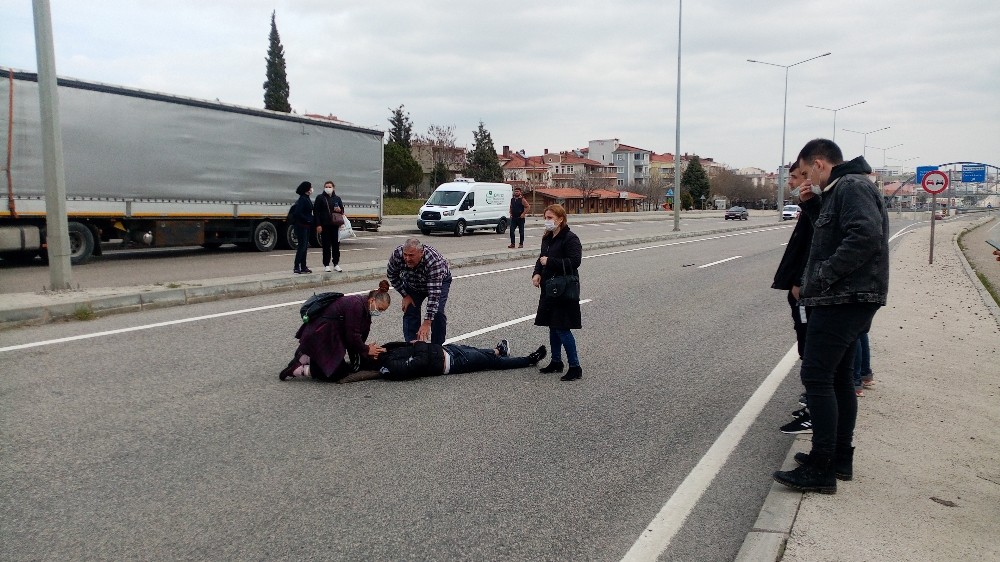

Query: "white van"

xmin=417 ymin=179 xmax=513 ymax=237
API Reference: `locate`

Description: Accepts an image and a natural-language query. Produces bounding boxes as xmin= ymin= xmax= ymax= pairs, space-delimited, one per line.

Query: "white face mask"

xmin=810 ymin=184 xmax=823 ymax=196
xmin=324 ymin=187 xmax=333 ymax=196
xmin=544 ymin=220 xmax=556 ymax=231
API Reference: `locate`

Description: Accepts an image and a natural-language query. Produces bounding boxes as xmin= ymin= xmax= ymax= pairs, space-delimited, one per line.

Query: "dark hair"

xmin=789 ymin=160 xmax=799 ymax=172
xmin=796 ymin=139 xmax=843 ymax=167
xmin=324 ymin=180 xmax=335 ymax=189
xmin=368 ymin=279 xmax=391 ymax=306
xmin=296 ymin=181 xmax=312 ymax=195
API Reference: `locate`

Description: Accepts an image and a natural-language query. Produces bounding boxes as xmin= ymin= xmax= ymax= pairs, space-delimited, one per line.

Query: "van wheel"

xmin=454 ymin=220 xmax=467 ymax=237
xmin=496 ymin=218 xmax=508 ymax=234
xmin=420 ymin=228 xmax=431 ymax=236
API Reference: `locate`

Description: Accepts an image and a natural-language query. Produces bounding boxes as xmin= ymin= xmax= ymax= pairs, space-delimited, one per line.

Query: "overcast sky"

xmin=3 ymin=1 xmax=998 ymax=173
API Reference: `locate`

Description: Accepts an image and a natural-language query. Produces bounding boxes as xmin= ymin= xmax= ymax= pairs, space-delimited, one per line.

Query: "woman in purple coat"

xmin=280 ymin=281 xmax=391 ymax=382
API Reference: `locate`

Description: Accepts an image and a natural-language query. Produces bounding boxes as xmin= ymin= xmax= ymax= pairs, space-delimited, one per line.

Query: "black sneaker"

xmin=798 ymin=393 xmax=808 ymax=408
xmin=791 ymin=406 xmax=808 ymax=418
xmin=780 ymin=412 xmax=813 ymax=434
xmin=527 ymin=346 xmax=547 ymax=365
xmin=496 ymin=339 xmax=510 ymax=357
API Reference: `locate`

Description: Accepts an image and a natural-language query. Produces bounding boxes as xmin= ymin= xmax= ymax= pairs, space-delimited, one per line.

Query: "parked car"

xmin=725 ymin=206 xmax=748 ymax=220
xmin=782 ymin=205 xmax=801 ymax=221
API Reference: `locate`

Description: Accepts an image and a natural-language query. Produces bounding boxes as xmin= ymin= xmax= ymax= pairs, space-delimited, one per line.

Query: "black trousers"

xmin=321 ymin=227 xmax=340 ymax=267
xmin=509 ymin=217 xmax=526 ymax=245
xmin=787 ymin=291 xmax=810 ymax=359
xmin=446 ymin=345 xmax=531 ymax=374
xmin=800 ymin=302 xmax=880 ymax=457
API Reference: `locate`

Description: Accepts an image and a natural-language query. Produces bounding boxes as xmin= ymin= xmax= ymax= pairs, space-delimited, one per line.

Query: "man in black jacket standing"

xmin=314 ymin=180 xmax=345 ymax=272
xmin=773 ymin=139 xmax=889 ymax=495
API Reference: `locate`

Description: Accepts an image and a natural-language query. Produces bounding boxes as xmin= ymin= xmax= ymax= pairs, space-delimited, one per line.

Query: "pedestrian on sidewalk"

xmin=386 ymin=238 xmax=453 ymax=344
xmin=772 ymin=161 xmax=815 ymax=435
xmin=853 ymin=331 xmax=874 ymax=395
xmin=773 ymin=139 xmax=889 ymax=494
xmin=314 ymin=180 xmax=345 ymax=273
xmin=532 ymin=204 xmax=584 ymax=381
xmin=508 ymin=187 xmax=531 ymax=248
xmin=290 ymin=181 xmax=314 ymax=274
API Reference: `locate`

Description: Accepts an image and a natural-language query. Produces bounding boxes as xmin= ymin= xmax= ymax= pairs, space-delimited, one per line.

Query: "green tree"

xmin=429 ymin=161 xmax=449 ymax=189
xmin=681 ymin=155 xmax=710 ymax=207
xmin=384 ymin=142 xmax=423 ymax=196
xmin=465 ymin=121 xmax=503 ymax=182
xmin=387 ymin=105 xmax=414 ymax=149
xmin=263 ymin=11 xmax=291 ymax=113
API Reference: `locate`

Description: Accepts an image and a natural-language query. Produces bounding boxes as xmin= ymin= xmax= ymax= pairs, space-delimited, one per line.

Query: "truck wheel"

xmin=285 ymin=224 xmax=299 ymax=249
xmin=420 ymin=228 xmax=431 ymax=236
xmin=68 ymin=222 xmax=96 ymax=265
xmin=252 ymin=221 xmax=278 ymax=252
xmin=454 ymin=220 xmax=467 ymax=237
xmin=496 ymin=218 xmax=508 ymax=234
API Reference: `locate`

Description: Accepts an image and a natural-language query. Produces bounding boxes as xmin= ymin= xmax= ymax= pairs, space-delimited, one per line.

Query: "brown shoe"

xmin=518 ymin=244 xmax=523 ymax=248
xmin=508 ymin=244 xmax=515 ymax=249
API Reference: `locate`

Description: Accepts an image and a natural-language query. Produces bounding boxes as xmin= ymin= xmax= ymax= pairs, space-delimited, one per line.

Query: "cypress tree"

xmin=263 ymin=11 xmax=291 ymax=113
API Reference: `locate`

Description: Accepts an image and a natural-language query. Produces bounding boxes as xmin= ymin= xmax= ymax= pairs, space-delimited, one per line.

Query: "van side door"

xmin=461 ymin=191 xmax=476 ymax=225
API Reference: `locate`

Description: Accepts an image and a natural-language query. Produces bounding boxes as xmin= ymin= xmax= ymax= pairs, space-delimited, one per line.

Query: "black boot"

xmin=794 ymin=446 xmax=854 ymax=481
xmin=560 ymin=366 xmax=582 ymax=381
xmin=527 ymin=346 xmax=547 ymax=365
xmin=539 ymin=360 xmax=564 ymax=374
xmin=774 ymin=452 xmax=836 ymax=494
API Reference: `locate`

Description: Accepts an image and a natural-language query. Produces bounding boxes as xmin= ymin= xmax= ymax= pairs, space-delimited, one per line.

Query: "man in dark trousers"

xmin=773 ymin=139 xmax=889 ymax=495
xmin=508 ymin=187 xmax=531 ymax=248
xmin=386 ymin=238 xmax=453 ymax=344
xmin=314 ymin=180 xmax=345 ymax=272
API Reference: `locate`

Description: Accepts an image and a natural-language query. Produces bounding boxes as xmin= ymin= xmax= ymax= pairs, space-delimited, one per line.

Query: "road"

xmin=1 ymin=217 xmax=923 ymax=560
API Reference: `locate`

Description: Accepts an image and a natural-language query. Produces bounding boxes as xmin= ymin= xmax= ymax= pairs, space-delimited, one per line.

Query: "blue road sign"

xmin=962 ymin=164 xmax=986 ymax=183
xmin=666 ymin=189 xmax=674 ymax=197
xmin=916 ymin=166 xmax=939 ymax=183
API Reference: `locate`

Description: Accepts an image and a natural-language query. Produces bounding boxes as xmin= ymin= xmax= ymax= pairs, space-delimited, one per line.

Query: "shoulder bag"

xmin=543 ymin=259 xmax=580 ymax=301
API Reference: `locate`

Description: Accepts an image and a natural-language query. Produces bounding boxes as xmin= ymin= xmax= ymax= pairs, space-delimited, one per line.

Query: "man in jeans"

xmin=773 ymin=139 xmax=889 ymax=494
xmin=508 ymin=187 xmax=531 ymax=248
xmin=386 ymin=238 xmax=452 ymax=344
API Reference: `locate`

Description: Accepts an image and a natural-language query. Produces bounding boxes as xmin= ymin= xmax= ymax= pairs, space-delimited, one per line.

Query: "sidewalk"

xmin=738 ymin=216 xmax=1000 ymax=561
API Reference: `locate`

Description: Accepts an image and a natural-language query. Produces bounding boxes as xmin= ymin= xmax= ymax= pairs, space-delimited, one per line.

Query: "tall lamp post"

xmin=672 ymin=0 xmax=682 ymax=232
xmin=805 ymin=100 xmax=866 ymax=141
xmin=748 ymin=52 xmax=831 ymax=220
xmin=842 ymin=126 xmax=889 ymax=158
xmin=865 ymin=143 xmax=903 ymax=168
xmin=887 ymin=155 xmax=919 ymax=176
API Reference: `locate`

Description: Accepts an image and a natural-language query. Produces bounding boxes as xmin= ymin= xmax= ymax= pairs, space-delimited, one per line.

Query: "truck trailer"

xmin=1 ymin=68 xmax=383 ymax=264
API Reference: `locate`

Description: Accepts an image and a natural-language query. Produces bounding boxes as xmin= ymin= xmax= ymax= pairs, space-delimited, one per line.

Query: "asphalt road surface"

xmin=0 ymin=218 xmax=922 ymax=560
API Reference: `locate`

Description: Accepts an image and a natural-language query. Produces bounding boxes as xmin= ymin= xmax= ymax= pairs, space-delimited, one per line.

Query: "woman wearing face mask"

xmin=280 ymin=280 xmax=391 ymax=382
xmin=531 ymin=204 xmax=584 ymax=381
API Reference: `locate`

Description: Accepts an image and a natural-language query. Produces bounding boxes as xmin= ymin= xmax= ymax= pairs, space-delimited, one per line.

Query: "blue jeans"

xmin=402 ymin=276 xmax=451 ymax=345
xmin=549 ymin=328 xmax=579 ymax=367
xmin=293 ymin=224 xmax=310 ymax=270
xmin=800 ymin=303 xmax=880 ymax=457
xmin=446 ymin=344 xmax=531 ymax=374
xmin=853 ymin=332 xmax=871 ymax=389
xmin=509 ymin=216 xmax=526 ymax=245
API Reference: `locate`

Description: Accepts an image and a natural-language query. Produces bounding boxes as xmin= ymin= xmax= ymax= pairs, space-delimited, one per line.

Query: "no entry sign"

xmin=921 ymin=170 xmax=949 ymax=194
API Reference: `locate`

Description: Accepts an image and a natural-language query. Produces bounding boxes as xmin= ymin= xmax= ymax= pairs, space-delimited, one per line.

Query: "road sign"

xmin=921 ymin=170 xmax=949 ymax=194
xmin=915 ymin=166 xmax=939 ymax=183
xmin=666 ymin=189 xmax=674 ymax=197
xmin=962 ymin=164 xmax=986 ymax=183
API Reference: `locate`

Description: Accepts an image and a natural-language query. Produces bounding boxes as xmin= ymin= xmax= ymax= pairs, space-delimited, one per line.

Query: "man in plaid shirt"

xmin=386 ymin=238 xmax=453 ymax=344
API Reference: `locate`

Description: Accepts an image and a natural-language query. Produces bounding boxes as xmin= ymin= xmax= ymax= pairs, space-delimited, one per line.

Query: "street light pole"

xmin=748 ymin=52 xmax=831 ymax=221
xmin=865 ymin=143 xmax=903 ymax=168
xmin=842 ymin=126 xmax=890 ymax=159
xmin=805 ymin=100 xmax=867 ymax=141
xmin=672 ymin=0 xmax=682 ymax=232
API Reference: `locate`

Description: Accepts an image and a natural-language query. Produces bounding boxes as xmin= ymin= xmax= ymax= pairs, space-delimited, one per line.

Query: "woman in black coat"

xmin=291 ymin=181 xmax=314 ymax=274
xmin=532 ymin=204 xmax=583 ymax=381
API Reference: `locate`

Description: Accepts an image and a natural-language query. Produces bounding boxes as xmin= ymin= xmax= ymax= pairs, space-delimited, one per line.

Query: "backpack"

xmin=299 ymin=292 xmax=345 ymax=324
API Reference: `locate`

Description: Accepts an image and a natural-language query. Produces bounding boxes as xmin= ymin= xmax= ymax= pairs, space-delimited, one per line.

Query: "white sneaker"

xmin=334 ymin=265 xmax=343 ymax=272
xmin=324 ymin=265 xmax=332 ymax=272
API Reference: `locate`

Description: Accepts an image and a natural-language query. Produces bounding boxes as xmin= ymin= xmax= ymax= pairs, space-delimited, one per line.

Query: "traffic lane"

xmin=0 ymin=215 xmax=774 ymax=294
xmin=0 ymin=229 xmax=801 ymax=559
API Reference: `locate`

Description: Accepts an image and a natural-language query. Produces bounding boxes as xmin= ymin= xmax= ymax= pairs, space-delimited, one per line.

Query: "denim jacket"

xmin=799 ymin=157 xmax=889 ymax=306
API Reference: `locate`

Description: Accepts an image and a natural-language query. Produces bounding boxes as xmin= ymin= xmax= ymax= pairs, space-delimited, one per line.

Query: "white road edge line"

xmin=620 ymin=344 xmax=801 ymax=561
xmin=698 ymin=256 xmax=741 ymax=269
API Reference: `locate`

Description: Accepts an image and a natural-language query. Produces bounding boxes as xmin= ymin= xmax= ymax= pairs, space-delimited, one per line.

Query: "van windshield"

xmin=426 ymin=190 xmax=466 ymax=206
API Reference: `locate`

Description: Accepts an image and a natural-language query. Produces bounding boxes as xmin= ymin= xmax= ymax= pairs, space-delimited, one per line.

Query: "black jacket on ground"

xmin=533 ymin=226 xmax=582 ymax=330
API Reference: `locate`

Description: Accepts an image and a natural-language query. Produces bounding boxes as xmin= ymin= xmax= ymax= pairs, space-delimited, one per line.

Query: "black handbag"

xmin=543 ymin=259 xmax=580 ymax=301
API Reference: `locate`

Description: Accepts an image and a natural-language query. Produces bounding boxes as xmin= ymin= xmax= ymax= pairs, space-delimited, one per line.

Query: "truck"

xmin=1 ymin=68 xmax=383 ymax=265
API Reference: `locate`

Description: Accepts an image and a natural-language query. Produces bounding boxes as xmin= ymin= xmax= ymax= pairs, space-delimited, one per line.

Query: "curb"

xmin=0 ymin=222 xmax=767 ymax=330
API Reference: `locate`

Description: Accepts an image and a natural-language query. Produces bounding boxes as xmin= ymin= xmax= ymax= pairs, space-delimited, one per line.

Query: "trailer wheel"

xmin=495 ymin=218 xmax=508 ymax=234
xmin=252 ymin=221 xmax=278 ymax=252
xmin=68 ymin=222 xmax=96 ymax=265
xmin=454 ymin=220 xmax=467 ymax=237
xmin=285 ymin=224 xmax=309 ymax=249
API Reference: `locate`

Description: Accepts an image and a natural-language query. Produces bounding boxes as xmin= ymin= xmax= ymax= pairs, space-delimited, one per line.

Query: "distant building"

xmin=411 ymin=142 xmax=467 ymax=193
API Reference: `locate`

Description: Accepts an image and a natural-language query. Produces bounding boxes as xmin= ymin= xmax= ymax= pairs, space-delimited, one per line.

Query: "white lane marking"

xmin=621 ymin=344 xmax=801 ymax=561
xmin=698 ymin=256 xmax=742 ymax=269
xmin=3 ymin=225 xmax=790 ymax=354
xmin=888 ymin=222 xmax=923 ymax=243
xmin=780 ymin=242 xmax=788 ymax=246
xmin=445 ymin=299 xmax=593 ymax=344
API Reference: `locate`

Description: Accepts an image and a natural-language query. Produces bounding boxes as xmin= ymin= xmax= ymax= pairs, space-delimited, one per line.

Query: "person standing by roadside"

xmin=386 ymin=238 xmax=453 ymax=344
xmin=532 ymin=204 xmax=583 ymax=381
xmin=772 ymin=139 xmax=889 ymax=494
xmin=772 ymin=161 xmax=815 ymax=434
xmin=314 ymin=180 xmax=345 ymax=273
xmin=508 ymin=187 xmax=531 ymax=248
xmin=291 ymin=181 xmax=314 ymax=274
